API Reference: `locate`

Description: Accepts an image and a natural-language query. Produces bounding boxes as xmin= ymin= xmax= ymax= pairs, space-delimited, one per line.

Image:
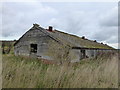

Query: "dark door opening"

xmin=30 ymin=44 xmax=37 ymax=53
xmin=81 ymin=49 xmax=86 ymax=59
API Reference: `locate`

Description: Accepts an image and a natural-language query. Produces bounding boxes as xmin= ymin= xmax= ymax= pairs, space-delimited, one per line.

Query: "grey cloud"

xmin=90 ymin=6 xmax=118 ymax=45
xmin=99 ymin=7 xmax=118 ymax=27
xmin=107 ymin=36 xmax=118 ymax=43
xmin=93 ymin=26 xmax=118 ymax=43
xmin=48 ymin=6 xmax=118 ymax=46
xmin=48 ymin=11 xmax=98 ymax=37
xmin=2 ymin=2 xmax=58 ymax=39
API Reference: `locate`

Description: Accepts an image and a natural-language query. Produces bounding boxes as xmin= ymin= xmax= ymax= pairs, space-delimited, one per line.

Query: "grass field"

xmin=2 ymin=52 xmax=118 ymax=88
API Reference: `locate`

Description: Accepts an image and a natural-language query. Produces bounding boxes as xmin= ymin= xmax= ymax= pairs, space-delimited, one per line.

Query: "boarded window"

xmin=30 ymin=44 xmax=37 ymax=53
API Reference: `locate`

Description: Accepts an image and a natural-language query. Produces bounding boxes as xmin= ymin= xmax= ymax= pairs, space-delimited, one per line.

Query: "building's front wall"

xmin=14 ymin=28 xmax=56 ymax=60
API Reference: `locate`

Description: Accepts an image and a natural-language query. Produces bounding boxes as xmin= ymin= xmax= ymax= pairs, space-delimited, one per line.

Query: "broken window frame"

xmin=30 ymin=44 xmax=37 ymax=53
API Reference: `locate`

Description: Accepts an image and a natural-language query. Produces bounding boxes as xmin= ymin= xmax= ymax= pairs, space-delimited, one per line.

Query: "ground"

xmin=2 ymin=52 xmax=118 ymax=88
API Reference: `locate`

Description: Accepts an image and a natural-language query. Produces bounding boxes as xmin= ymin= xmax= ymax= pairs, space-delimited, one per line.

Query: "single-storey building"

xmin=14 ymin=24 xmax=115 ymax=62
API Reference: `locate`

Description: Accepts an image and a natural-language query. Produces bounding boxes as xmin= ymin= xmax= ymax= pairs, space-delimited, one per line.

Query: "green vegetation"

xmin=44 ymin=40 xmax=71 ymax=63
xmin=2 ymin=53 xmax=118 ymax=88
xmin=1 ymin=40 xmax=117 ymax=88
xmin=1 ymin=40 xmax=16 ymax=54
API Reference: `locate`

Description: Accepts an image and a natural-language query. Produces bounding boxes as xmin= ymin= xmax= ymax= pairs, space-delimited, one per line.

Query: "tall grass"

xmin=2 ymin=53 xmax=118 ymax=88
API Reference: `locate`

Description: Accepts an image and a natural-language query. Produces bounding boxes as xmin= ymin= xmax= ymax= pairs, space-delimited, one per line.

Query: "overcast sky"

xmin=1 ymin=1 xmax=118 ymax=48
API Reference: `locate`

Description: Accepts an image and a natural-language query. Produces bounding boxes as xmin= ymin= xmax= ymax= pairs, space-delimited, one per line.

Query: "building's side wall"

xmin=86 ymin=49 xmax=98 ymax=58
xmin=69 ymin=49 xmax=116 ymax=62
xmin=69 ymin=49 xmax=96 ymax=62
xmin=69 ymin=49 xmax=81 ymax=62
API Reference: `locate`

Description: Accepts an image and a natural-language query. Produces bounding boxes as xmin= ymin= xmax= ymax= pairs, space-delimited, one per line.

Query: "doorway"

xmin=81 ymin=49 xmax=86 ymax=59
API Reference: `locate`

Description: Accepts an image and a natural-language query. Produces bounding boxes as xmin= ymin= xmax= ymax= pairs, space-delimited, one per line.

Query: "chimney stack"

xmin=94 ymin=40 xmax=97 ymax=42
xmin=82 ymin=36 xmax=85 ymax=39
xmin=48 ymin=26 xmax=53 ymax=32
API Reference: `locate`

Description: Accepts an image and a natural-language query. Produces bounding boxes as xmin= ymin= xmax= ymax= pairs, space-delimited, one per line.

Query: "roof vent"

xmin=82 ymin=36 xmax=85 ymax=39
xmin=94 ymin=40 xmax=97 ymax=42
xmin=48 ymin=26 xmax=53 ymax=32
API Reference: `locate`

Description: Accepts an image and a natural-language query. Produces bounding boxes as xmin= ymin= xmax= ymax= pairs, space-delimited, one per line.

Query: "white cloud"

xmin=108 ymin=43 xmax=118 ymax=49
xmin=1 ymin=0 xmax=119 ymax=2
xmin=2 ymin=2 xmax=58 ymax=39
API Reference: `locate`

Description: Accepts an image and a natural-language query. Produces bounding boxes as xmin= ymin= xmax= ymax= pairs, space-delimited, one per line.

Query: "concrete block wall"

xmin=69 ymin=48 xmax=117 ymax=62
xmin=14 ymin=29 xmax=55 ymax=60
xmin=69 ymin=49 xmax=81 ymax=62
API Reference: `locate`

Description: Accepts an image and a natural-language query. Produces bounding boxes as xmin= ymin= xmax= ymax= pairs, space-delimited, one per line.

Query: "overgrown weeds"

xmin=2 ymin=53 xmax=118 ymax=88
